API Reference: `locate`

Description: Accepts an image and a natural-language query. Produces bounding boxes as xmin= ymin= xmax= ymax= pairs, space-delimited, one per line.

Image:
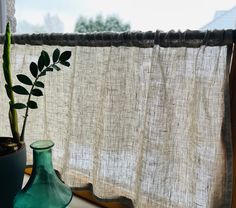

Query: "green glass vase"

xmin=13 ymin=140 xmax=72 ymax=208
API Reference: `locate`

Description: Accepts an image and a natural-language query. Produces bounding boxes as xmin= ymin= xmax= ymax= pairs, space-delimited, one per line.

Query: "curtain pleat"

xmin=0 ymin=44 xmax=232 ymax=208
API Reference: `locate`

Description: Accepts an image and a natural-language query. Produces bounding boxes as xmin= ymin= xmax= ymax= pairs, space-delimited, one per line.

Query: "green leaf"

xmin=17 ymin=74 xmax=33 ymax=85
xmin=30 ymin=62 xmax=38 ymax=78
xmin=52 ymin=65 xmax=61 ymax=71
xmin=53 ymin=48 xmax=60 ymax=63
xmin=12 ymin=103 xmax=27 ymax=109
xmin=5 ymin=84 xmax=11 ymax=99
xmin=3 ymin=64 xmax=10 ymax=85
xmin=27 ymin=100 xmax=38 ymax=109
xmin=39 ymin=71 xmax=46 ymax=77
xmin=60 ymin=61 xmax=70 ymax=67
xmin=34 ymin=81 xmax=44 ymax=88
xmin=12 ymin=85 xmax=29 ymax=95
xmin=45 ymin=67 xmax=53 ymax=72
xmin=3 ymin=22 xmax=11 ymax=86
xmin=41 ymin=50 xmax=50 ymax=66
xmin=38 ymin=55 xmax=44 ymax=71
xmin=59 ymin=51 xmax=71 ymax=62
xmin=31 ymin=88 xmax=43 ymax=96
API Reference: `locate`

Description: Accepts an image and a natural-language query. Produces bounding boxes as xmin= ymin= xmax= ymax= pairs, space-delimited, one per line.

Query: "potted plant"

xmin=0 ymin=23 xmax=72 ymax=207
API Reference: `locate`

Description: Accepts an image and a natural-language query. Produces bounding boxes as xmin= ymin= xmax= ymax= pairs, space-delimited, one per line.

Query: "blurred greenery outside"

xmin=16 ymin=14 xmax=131 ymax=33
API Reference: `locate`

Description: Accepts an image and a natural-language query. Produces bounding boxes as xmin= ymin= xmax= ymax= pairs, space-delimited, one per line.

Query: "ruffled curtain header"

xmin=0 ymin=29 xmax=235 ymax=48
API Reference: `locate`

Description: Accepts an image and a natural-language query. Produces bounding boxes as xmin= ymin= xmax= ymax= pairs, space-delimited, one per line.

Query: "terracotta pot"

xmin=0 ymin=137 xmax=26 ymax=208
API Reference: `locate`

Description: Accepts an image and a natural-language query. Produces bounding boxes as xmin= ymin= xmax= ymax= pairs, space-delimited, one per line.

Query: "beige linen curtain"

xmin=0 ymin=43 xmax=232 ymax=207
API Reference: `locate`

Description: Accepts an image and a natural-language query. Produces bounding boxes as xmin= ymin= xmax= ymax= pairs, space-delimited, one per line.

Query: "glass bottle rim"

xmin=30 ymin=140 xmax=54 ymax=150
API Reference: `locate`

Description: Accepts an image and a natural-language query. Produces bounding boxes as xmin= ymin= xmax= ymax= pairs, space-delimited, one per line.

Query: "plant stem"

xmin=20 ymin=84 xmax=34 ymax=142
xmin=3 ymin=23 xmax=20 ymax=142
xmin=20 ymin=63 xmax=58 ymax=142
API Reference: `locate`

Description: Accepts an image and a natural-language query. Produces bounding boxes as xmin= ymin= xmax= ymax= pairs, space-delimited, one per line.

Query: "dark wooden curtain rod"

xmin=0 ymin=30 xmax=235 ymax=48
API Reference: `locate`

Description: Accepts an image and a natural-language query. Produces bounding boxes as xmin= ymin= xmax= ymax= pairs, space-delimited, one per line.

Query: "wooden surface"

xmin=72 ymin=185 xmax=134 ymax=208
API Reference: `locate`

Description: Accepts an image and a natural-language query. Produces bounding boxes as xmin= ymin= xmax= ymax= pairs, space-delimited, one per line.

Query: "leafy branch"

xmin=12 ymin=48 xmax=72 ymax=142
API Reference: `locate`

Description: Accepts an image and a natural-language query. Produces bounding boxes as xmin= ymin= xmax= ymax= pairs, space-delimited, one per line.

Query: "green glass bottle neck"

xmin=33 ymin=148 xmax=54 ymax=173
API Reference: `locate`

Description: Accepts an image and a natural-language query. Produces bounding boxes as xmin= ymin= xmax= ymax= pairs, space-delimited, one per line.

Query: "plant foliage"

xmin=12 ymin=49 xmax=72 ymax=142
xmin=2 ymin=22 xmax=20 ymax=142
xmin=74 ymin=14 xmax=131 ymax=33
xmin=1 ymin=22 xmax=72 ymax=154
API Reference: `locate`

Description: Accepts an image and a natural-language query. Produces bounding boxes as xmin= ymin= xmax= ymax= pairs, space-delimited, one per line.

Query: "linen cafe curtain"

xmin=0 ymin=30 xmax=234 ymax=208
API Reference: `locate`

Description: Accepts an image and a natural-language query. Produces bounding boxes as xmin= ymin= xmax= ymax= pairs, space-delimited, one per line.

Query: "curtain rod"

xmin=0 ymin=30 xmax=235 ymax=48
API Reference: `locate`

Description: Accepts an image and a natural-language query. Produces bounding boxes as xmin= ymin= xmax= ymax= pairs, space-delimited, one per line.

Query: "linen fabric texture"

xmin=0 ymin=44 xmax=232 ymax=208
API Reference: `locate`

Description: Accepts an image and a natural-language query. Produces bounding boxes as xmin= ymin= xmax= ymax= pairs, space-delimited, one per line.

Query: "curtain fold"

xmin=229 ymin=45 xmax=236 ymax=208
xmin=0 ymin=43 xmax=232 ymax=208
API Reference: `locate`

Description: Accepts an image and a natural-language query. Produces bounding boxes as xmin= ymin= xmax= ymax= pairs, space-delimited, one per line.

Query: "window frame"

xmin=0 ymin=0 xmax=7 ymax=33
